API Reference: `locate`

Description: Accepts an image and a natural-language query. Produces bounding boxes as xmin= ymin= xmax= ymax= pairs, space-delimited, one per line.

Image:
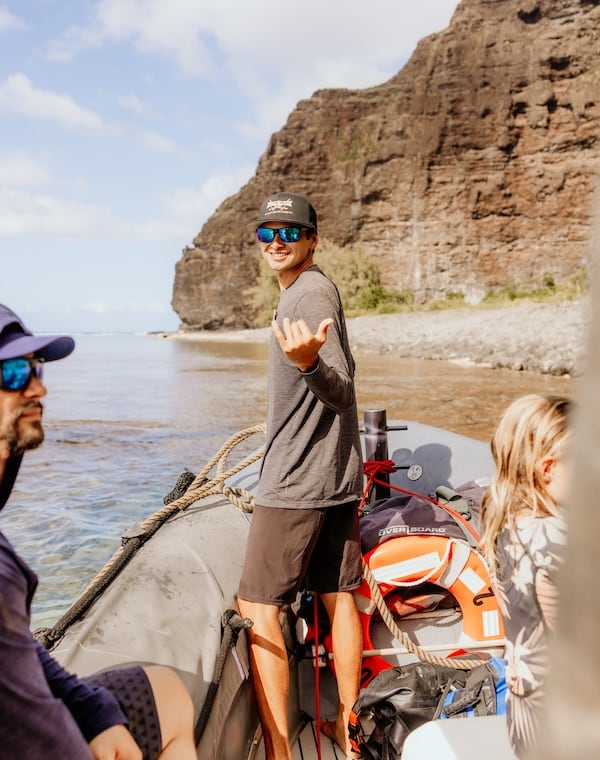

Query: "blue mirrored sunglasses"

xmin=0 ymin=357 xmax=44 ymax=391
xmin=256 ymin=226 xmax=304 ymax=244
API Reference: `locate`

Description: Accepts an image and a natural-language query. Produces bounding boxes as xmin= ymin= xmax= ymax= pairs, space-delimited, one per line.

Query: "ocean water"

xmin=3 ymin=333 xmax=270 ymax=628
xmin=1 ymin=332 xmax=573 ymax=628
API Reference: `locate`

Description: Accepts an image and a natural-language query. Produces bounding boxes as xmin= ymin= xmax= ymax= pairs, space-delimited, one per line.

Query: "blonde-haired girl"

xmin=481 ymin=393 xmax=572 ymax=758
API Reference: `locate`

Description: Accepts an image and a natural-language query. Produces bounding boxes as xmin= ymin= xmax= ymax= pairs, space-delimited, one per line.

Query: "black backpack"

xmin=348 ymin=659 xmax=505 ymax=759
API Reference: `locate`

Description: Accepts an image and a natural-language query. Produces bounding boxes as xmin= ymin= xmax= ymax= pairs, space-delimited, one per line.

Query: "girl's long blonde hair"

xmin=481 ymin=393 xmax=572 ymax=570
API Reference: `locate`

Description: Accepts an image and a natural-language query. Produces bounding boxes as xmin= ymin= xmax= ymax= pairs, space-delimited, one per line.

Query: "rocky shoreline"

xmin=168 ymin=299 xmax=589 ymax=377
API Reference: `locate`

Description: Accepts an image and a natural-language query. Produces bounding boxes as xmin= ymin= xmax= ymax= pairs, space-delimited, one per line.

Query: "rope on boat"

xmin=35 ymin=423 xmax=485 ymax=673
xmin=194 ymin=609 xmax=254 ymax=745
xmin=361 ymin=559 xmax=486 ymax=670
xmin=358 ymin=458 xmax=488 ymax=669
xmin=34 ymin=424 xmax=266 ymax=649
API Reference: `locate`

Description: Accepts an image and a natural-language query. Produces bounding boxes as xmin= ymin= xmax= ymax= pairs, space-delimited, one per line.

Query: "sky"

xmin=1 ymin=0 xmax=460 ymax=333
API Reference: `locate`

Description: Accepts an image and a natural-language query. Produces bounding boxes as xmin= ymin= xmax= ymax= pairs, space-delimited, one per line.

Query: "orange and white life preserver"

xmin=352 ymin=534 xmax=505 ymax=687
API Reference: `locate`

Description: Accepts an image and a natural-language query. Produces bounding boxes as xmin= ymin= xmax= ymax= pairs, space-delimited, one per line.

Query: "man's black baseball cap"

xmin=249 ymin=192 xmax=318 ymax=231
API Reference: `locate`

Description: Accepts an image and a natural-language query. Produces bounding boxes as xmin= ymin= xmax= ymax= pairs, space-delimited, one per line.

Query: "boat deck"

xmin=293 ymin=722 xmax=348 ymax=759
xmin=250 ymin=719 xmax=347 ymax=759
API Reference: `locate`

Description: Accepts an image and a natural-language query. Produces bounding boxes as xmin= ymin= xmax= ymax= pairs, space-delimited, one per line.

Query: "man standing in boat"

xmin=0 ymin=304 xmax=196 ymax=759
xmin=237 ymin=193 xmax=364 ymax=759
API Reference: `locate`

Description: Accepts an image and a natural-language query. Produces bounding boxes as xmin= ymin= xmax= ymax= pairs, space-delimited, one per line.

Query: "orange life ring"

xmin=353 ymin=534 xmax=505 ymax=687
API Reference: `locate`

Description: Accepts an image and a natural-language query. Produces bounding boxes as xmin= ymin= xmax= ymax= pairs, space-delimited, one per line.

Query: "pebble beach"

xmin=171 ymin=298 xmax=590 ymax=377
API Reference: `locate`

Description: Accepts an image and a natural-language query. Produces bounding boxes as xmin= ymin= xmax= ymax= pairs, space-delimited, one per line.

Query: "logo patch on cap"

xmin=265 ymin=198 xmax=294 ymax=215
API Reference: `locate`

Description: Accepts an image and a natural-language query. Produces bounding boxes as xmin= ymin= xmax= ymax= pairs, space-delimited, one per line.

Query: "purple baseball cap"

xmin=0 ymin=304 xmax=75 ymax=362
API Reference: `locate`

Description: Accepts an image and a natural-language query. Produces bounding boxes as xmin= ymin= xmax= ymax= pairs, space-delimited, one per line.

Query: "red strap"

xmin=363 ymin=459 xmax=397 ymax=477
xmin=314 ymin=594 xmax=322 ymax=760
xmin=359 ymin=459 xmax=398 ymax=512
xmin=359 ymin=460 xmax=482 ymax=544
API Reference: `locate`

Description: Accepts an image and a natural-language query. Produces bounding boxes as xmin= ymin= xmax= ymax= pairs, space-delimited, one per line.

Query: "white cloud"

xmin=0 ymin=73 xmax=112 ymax=133
xmin=46 ymin=20 xmax=106 ymax=62
xmin=49 ymin=0 xmax=215 ymax=76
xmin=47 ymin=1 xmax=459 ymax=105
xmin=117 ymin=94 xmax=149 ymax=115
xmin=0 ymin=6 xmax=24 ymax=32
xmin=0 ymin=160 xmax=254 ymax=243
xmin=141 ymin=131 xmax=177 ymax=154
xmin=135 ymin=163 xmax=255 ymax=243
xmin=0 ymin=152 xmax=53 ymax=187
xmin=0 ymin=186 xmax=118 ymax=238
xmin=44 ymin=0 xmax=459 ymax=150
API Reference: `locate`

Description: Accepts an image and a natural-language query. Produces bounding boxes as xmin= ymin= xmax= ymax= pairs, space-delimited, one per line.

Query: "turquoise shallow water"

xmin=1 ymin=332 xmax=572 ymax=628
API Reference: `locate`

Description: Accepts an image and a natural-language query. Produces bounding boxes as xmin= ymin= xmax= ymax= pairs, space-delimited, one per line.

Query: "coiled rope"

xmin=34 ymin=424 xmax=266 ymax=649
xmin=361 ymin=559 xmax=486 ymax=669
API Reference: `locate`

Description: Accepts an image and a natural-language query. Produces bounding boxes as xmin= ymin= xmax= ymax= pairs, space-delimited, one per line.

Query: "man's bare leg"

xmin=320 ymin=591 xmax=363 ymax=756
xmin=237 ymin=598 xmax=293 ymax=760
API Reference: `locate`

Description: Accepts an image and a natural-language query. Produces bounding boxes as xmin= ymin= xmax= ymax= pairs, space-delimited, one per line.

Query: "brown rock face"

xmin=172 ymin=0 xmax=600 ymax=330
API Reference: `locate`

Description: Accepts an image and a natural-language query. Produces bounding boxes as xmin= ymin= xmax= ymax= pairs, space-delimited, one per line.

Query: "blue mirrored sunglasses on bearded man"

xmin=0 ymin=357 xmax=44 ymax=391
xmin=0 ymin=304 xmax=75 ymax=391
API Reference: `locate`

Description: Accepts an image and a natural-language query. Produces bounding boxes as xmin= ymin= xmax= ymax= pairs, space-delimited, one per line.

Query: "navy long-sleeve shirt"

xmin=0 ymin=522 xmax=127 ymax=757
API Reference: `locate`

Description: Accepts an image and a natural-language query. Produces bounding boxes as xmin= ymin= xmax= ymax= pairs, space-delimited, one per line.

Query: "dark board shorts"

xmin=238 ymin=501 xmax=362 ymax=606
xmin=84 ymin=665 xmax=162 ymax=760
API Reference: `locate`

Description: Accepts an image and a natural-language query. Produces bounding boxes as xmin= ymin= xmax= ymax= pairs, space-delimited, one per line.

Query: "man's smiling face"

xmin=258 ymin=223 xmax=318 ymax=288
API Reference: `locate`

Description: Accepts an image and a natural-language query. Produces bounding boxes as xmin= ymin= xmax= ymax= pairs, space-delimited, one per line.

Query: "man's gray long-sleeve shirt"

xmin=256 ymin=265 xmax=363 ymax=509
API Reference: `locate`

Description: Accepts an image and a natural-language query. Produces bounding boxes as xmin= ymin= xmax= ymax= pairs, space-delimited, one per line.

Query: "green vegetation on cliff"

xmin=245 ymin=239 xmax=588 ymax=327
